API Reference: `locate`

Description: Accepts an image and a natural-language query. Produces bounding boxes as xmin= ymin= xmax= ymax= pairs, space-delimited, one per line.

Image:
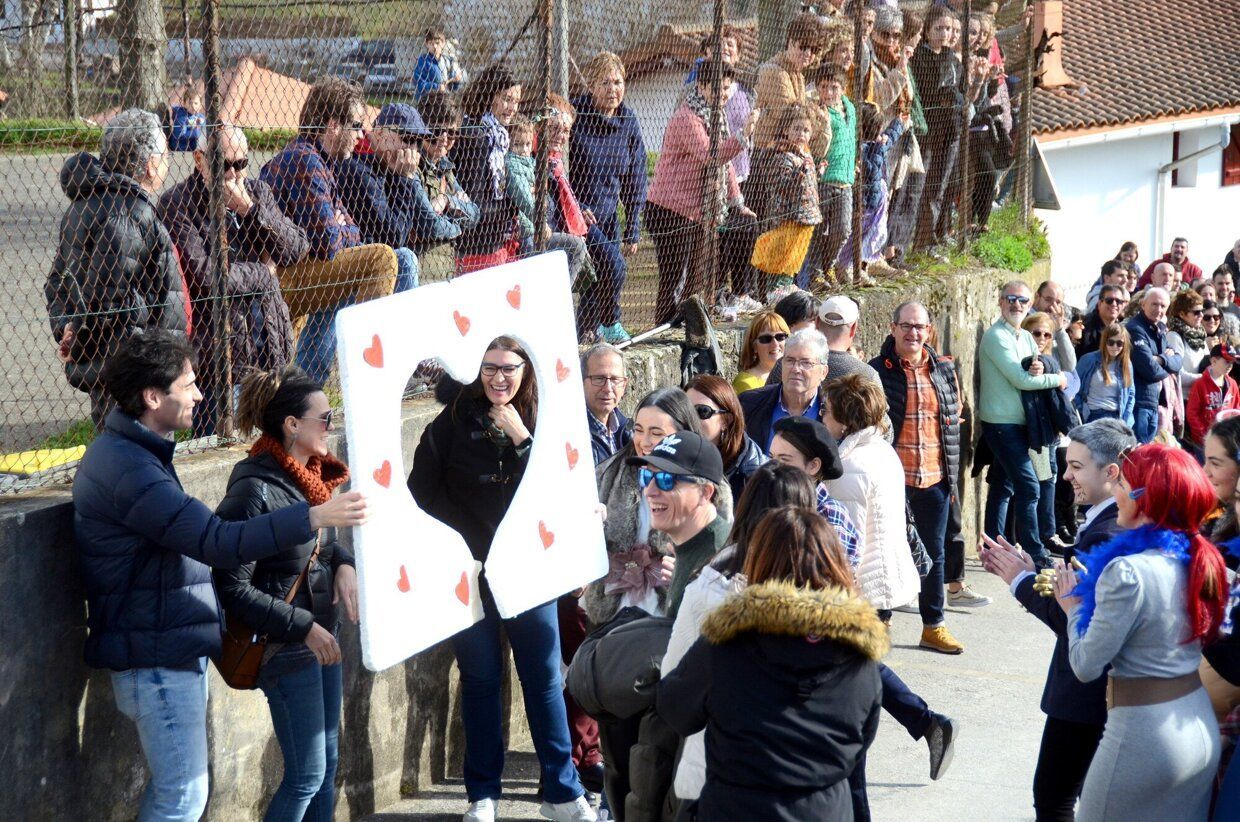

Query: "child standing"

xmin=751 ymin=104 xmax=821 ymax=294
xmin=504 ymin=113 xmax=594 ymax=286
xmin=1187 ymin=343 xmax=1240 ymax=447
xmin=836 ymin=103 xmax=905 ymax=280
xmin=800 ymin=65 xmax=856 ymax=287
xmin=414 ymin=28 xmax=464 ymax=101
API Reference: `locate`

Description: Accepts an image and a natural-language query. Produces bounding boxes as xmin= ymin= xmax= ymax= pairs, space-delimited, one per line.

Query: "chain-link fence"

xmin=0 ymin=0 xmax=1039 ymax=490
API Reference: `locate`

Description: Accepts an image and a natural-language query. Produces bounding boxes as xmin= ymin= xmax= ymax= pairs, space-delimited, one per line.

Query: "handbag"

xmin=214 ymin=535 xmax=321 ymax=690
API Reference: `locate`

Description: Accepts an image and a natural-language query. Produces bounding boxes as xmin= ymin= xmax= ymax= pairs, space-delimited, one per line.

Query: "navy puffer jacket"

xmin=74 ymin=411 xmax=314 ymax=670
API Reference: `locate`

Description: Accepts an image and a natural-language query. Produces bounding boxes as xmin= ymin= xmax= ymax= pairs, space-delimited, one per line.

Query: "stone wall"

xmin=0 ymin=267 xmax=1018 ymax=820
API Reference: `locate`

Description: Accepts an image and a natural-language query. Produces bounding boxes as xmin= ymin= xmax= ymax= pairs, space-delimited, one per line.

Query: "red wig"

xmin=1121 ymin=444 xmax=1227 ymax=643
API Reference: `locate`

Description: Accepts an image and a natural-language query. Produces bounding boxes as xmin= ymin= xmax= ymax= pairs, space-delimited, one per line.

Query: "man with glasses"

xmin=1125 ymin=286 xmax=1181 ymax=443
xmin=1032 ymin=280 xmax=1078 ymax=374
xmin=333 ymin=103 xmax=431 ymax=296
xmin=160 ymin=123 xmax=310 ymax=435
xmin=261 ymin=77 xmax=400 ymax=384
xmin=979 ymin=281 xmax=1067 ymax=569
xmin=411 ymin=91 xmax=479 ymax=284
xmin=1077 ymin=283 xmax=1129 ymax=358
xmin=753 ymin=12 xmax=830 ymax=155
xmin=740 ymin=328 xmax=832 ymax=454
xmin=872 ymin=302 xmax=972 ymax=653
xmin=581 ymin=343 xmax=631 ymax=466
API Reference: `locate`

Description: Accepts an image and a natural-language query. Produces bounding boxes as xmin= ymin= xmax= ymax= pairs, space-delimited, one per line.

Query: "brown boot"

xmin=920 ymin=625 xmax=964 ymax=654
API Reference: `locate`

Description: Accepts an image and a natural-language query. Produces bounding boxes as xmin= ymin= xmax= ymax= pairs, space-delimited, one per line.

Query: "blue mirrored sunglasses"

xmin=638 ymin=467 xmax=696 ymax=491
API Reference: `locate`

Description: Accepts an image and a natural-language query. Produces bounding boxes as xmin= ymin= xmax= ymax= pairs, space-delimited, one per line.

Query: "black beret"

xmin=772 ymin=416 xmax=843 ymax=480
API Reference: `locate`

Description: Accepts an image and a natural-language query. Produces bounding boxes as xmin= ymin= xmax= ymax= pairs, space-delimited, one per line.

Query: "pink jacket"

xmin=647 ymin=103 xmax=742 ymax=223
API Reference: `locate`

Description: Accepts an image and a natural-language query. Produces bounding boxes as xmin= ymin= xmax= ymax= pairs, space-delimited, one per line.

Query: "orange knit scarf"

xmin=249 ymin=434 xmax=349 ymax=506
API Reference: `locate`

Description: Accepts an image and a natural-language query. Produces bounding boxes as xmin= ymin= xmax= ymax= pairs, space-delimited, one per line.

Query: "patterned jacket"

xmin=260 ymin=136 xmax=360 ymax=261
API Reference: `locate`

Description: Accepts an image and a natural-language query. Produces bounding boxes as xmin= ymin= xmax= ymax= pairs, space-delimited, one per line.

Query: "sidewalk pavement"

xmin=367 ymin=562 xmax=1053 ymax=821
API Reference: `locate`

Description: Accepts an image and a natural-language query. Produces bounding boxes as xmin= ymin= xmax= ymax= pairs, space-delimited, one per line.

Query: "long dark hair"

xmin=461 ymin=64 xmax=519 ymax=120
xmin=722 ymin=462 xmax=815 ymax=576
xmin=617 ymin=387 xmax=703 ymax=459
xmin=237 ymin=366 xmax=322 ymax=442
xmin=685 ymin=374 xmax=745 ymax=468
xmin=456 ymin=336 xmax=538 ymax=433
xmin=743 ymin=507 xmax=854 ymax=591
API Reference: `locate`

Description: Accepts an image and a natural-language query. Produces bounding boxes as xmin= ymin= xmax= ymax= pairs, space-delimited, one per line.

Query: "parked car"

xmin=336 ymin=40 xmax=402 ymax=93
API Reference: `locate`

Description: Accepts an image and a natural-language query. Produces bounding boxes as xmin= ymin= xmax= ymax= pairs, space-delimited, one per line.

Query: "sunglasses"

xmin=480 ymin=362 xmax=525 ymax=377
xmin=349 ymin=121 xmax=365 ymax=131
xmin=756 ymin=332 xmax=789 ymax=345
xmin=1030 ymin=330 xmax=1053 ymax=339
xmin=220 ymin=158 xmax=249 ymax=172
xmin=434 ymin=128 xmax=459 ymax=143
xmin=1105 ymin=339 xmax=1125 ymax=348
xmin=1101 ymin=297 xmax=1128 ymax=307
xmin=1189 ymin=308 xmax=1204 ymax=316
xmin=638 ymin=467 xmax=700 ymax=492
xmin=299 ymin=409 xmax=334 ymax=428
xmin=1003 ymin=295 xmax=1032 ymax=306
xmin=399 ymin=132 xmax=422 ymax=146
xmin=1205 ymin=314 xmax=1222 ymax=321
xmin=694 ymin=404 xmax=732 ymax=421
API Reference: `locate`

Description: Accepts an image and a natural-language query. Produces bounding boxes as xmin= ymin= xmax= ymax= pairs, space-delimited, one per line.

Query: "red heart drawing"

xmin=539 ymin=520 xmax=555 ymax=549
xmin=555 ymin=359 xmax=570 ymax=382
xmin=373 ymin=460 xmax=392 ymax=488
xmin=453 ymin=311 xmax=471 ymax=336
xmin=396 ymin=565 xmax=411 ymax=593
xmin=455 ymin=571 xmax=470 ymax=606
xmin=566 ymin=443 xmax=579 ymax=470
xmin=362 ymin=334 xmax=384 ymax=368
xmin=506 ymin=285 xmax=522 ymax=309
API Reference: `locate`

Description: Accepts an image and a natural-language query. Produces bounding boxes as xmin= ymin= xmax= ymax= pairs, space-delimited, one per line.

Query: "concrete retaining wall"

xmin=0 ymin=267 xmax=1018 ymax=819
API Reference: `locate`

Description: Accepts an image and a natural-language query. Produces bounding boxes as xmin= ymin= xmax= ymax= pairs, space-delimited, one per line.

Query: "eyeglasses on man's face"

xmin=586 ymin=375 xmax=627 ymax=388
xmin=784 ymin=357 xmax=821 ymax=372
xmin=1102 ymin=297 xmax=1128 ymax=308
xmin=896 ymin=322 xmax=929 ymax=334
xmin=1003 ymin=294 xmax=1031 ymax=306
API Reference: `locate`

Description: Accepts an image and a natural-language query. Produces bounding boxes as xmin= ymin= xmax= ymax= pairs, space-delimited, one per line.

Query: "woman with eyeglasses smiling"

xmin=214 ymin=366 xmax=360 ymax=822
xmin=408 ymin=337 xmax=597 ymax=822
xmin=734 ymin=310 xmax=791 ymax=393
xmin=686 ymin=375 xmax=767 ymax=502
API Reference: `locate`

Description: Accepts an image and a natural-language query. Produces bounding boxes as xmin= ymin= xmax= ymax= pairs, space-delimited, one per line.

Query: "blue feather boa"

xmin=1222 ymin=536 xmax=1240 ymax=636
xmin=1072 ymin=525 xmax=1191 ymax=638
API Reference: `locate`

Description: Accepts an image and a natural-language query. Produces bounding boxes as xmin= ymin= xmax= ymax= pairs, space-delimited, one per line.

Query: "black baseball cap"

xmin=773 ymin=416 xmax=843 ymax=480
xmin=626 ymin=431 xmax=725 ymax=485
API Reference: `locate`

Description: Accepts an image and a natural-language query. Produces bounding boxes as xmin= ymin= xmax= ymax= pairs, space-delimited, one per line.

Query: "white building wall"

xmin=1037 ymin=118 xmax=1240 ymax=305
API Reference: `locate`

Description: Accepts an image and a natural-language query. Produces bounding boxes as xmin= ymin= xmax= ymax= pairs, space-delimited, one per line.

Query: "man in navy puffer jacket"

xmin=74 ymin=331 xmax=366 ymax=821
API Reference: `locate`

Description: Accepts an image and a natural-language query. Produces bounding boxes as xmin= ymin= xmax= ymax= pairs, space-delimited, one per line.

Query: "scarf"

xmin=549 ymin=154 xmax=588 ymax=236
xmin=1071 ymin=525 xmax=1191 ymax=637
xmin=249 ymin=434 xmax=349 ymax=506
xmin=480 ymin=112 xmax=510 ymax=200
xmin=685 ymin=86 xmax=731 ymax=222
xmin=1170 ymin=315 xmax=1208 ymax=350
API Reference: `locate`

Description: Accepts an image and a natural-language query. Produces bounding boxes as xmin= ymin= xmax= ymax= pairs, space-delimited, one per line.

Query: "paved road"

xmin=367 ymin=565 xmax=1054 ymax=821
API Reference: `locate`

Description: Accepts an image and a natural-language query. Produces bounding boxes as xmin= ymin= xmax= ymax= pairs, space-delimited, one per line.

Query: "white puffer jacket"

xmin=824 ymin=425 xmax=919 ymax=610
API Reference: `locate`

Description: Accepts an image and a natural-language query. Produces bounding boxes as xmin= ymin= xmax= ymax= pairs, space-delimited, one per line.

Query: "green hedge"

xmin=0 ymin=119 xmax=299 ymax=152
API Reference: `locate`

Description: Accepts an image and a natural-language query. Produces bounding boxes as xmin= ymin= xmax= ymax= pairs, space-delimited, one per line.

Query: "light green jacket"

xmin=978 ymin=319 xmax=1062 ymax=424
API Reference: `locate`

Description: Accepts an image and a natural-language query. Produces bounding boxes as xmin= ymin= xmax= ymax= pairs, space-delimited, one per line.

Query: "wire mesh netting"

xmin=0 ymin=0 xmax=1038 ymax=490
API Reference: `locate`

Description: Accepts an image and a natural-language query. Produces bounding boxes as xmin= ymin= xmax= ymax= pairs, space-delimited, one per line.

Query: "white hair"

xmin=100 ymin=108 xmax=166 ymax=181
xmin=1143 ymin=286 xmax=1170 ymax=303
xmin=195 ymin=122 xmax=248 ymax=154
xmin=784 ymin=328 xmax=829 ymax=364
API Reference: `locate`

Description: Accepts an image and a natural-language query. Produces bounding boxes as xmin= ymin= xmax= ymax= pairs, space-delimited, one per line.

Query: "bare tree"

xmin=116 ymin=0 xmax=168 ymax=111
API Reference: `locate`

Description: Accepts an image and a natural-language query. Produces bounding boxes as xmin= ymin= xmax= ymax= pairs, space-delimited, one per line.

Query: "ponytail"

xmin=1188 ymin=535 xmax=1228 ymax=644
xmin=236 ymin=366 xmax=322 ymax=442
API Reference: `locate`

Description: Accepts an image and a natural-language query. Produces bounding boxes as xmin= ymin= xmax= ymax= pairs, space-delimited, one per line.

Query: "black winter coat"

xmin=658 ymin=582 xmax=886 ymax=822
xmin=739 ymin=384 xmax=826 ymax=453
xmin=407 ymin=394 xmax=533 ymax=564
xmin=871 ymin=339 xmax=963 ymax=492
xmin=725 ymin=434 xmax=767 ymax=502
xmin=74 ymin=411 xmax=312 ymax=670
xmin=213 ymin=452 xmax=355 ymax=642
xmin=1019 ymin=353 xmax=1077 ymax=452
xmin=46 ymin=152 xmax=187 ymax=384
xmin=449 ymin=117 xmax=518 ymax=258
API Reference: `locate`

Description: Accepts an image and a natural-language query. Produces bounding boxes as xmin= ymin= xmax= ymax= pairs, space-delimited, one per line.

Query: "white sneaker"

xmin=948 ymin=585 xmax=993 ymax=608
xmin=541 ymin=795 xmax=598 ymax=821
xmin=464 ymin=798 xmax=497 ymax=822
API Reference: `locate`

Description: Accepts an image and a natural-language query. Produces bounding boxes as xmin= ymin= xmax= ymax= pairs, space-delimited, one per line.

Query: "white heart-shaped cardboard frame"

xmin=335 ymin=252 xmax=608 ymax=672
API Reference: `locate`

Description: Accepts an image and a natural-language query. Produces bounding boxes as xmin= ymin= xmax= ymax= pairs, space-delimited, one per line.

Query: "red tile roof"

xmin=1032 ymin=0 xmax=1240 ymax=136
xmin=613 ymin=17 xmax=759 ymax=84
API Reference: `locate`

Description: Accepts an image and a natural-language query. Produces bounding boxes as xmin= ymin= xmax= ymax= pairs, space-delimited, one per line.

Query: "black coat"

xmin=1019 ymin=353 xmax=1077 ymax=452
xmin=658 ymin=582 xmax=885 ymax=822
xmin=725 ymin=434 xmax=767 ymax=502
xmin=449 ymin=116 xmax=518 ymax=257
xmin=871 ymin=339 xmax=962 ymax=492
xmin=738 ymin=384 xmax=825 ymax=454
xmin=1126 ymin=312 xmax=1182 ymax=411
xmin=46 ymin=153 xmax=187 ymax=387
xmin=589 ymin=408 xmax=632 ymax=468
xmin=407 ymin=394 xmax=533 ymax=564
xmin=1012 ymin=502 xmax=1118 ymax=726
xmin=213 ymin=452 xmax=355 ymax=642
xmin=73 ymin=411 xmax=312 ymax=670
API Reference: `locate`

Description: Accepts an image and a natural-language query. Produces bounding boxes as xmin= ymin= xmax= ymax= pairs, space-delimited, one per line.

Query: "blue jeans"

xmin=1037 ymin=477 xmax=1057 ymax=552
xmin=908 ymin=481 xmax=950 ymax=627
xmin=110 ymin=664 xmax=210 ymax=822
xmin=1133 ymin=405 xmax=1158 ymax=443
xmin=849 ymin=663 xmax=937 ymax=822
xmin=260 ymin=658 xmax=343 ymax=822
xmin=452 ymin=594 xmax=581 ymax=803
xmin=578 ymin=215 xmax=627 ymax=332
xmin=296 ymin=247 xmax=419 ymax=384
xmin=982 ymin=422 xmax=1050 ymax=565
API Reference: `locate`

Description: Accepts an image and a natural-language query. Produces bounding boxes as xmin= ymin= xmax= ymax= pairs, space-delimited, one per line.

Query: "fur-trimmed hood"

xmin=701 ymin=581 xmax=890 ymax=661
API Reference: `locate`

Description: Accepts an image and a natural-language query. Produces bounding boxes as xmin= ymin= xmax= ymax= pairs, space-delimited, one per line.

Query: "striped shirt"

xmin=816 ymin=483 xmax=861 ymax=568
xmin=895 ymin=356 xmax=944 ymax=489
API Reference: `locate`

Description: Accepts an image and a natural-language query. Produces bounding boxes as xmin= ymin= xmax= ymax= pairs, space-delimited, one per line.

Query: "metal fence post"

xmin=63 ymin=0 xmax=79 ymax=119
xmin=534 ymin=0 xmax=553 ymax=253
xmin=1017 ymin=0 xmax=1037 ymax=226
xmin=957 ymin=0 xmax=973 ymax=252
xmin=202 ymin=0 xmax=232 ymax=434
xmin=700 ymin=0 xmax=725 ymax=303
xmin=850 ymin=8 xmax=863 ymax=281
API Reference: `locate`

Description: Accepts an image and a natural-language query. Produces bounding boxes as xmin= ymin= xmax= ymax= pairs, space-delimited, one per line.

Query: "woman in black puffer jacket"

xmin=214 ymin=367 xmax=357 ymax=822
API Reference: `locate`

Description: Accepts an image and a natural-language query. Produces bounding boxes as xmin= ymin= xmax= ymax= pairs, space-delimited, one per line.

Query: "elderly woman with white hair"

xmin=46 ymin=107 xmax=187 ymax=428
xmin=740 ymin=327 xmax=833 ymax=454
